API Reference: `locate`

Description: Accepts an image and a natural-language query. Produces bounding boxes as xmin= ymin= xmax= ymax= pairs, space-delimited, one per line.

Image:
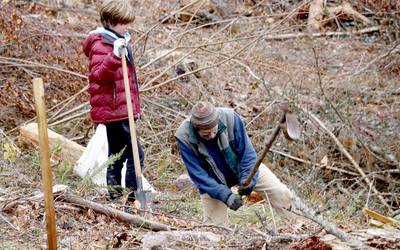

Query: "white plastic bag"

xmin=74 ymin=124 xmax=156 ymax=192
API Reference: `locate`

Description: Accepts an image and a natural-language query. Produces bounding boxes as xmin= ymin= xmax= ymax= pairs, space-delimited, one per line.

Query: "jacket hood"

xmin=82 ymin=27 xmax=132 ymax=58
xmin=82 ymin=33 xmax=103 ymax=57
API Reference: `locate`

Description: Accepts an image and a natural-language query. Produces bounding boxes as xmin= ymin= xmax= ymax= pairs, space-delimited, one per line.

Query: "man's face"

xmin=197 ymin=125 xmax=218 ymax=140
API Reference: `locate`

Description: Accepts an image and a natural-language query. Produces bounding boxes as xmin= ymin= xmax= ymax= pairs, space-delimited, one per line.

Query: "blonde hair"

xmin=100 ymin=0 xmax=135 ymax=28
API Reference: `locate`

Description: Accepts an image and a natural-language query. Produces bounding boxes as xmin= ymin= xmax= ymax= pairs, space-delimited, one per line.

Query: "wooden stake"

xmin=32 ymin=78 xmax=57 ymax=250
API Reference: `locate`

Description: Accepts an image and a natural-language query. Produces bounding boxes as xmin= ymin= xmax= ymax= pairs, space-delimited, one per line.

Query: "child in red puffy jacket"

xmin=82 ymin=0 xmax=144 ymax=201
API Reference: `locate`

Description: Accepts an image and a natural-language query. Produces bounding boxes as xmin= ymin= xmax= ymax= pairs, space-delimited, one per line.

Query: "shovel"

xmin=120 ymin=46 xmax=152 ymax=211
xmin=242 ymin=104 xmax=301 ymax=187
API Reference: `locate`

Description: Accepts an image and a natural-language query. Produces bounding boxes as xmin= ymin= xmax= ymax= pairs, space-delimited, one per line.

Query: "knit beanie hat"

xmin=190 ymin=102 xmax=219 ymax=129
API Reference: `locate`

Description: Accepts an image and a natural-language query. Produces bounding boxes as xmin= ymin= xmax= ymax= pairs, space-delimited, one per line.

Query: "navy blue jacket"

xmin=177 ymin=112 xmax=258 ymax=203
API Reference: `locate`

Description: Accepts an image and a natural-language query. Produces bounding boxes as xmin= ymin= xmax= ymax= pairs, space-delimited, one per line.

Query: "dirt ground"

xmin=1 ymin=0 xmax=399 ymax=249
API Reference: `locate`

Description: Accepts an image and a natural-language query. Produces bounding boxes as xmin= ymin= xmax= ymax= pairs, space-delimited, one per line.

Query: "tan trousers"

xmin=200 ymin=163 xmax=293 ymax=225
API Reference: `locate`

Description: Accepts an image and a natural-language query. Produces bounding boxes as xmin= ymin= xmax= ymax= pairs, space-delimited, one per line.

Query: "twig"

xmin=312 ymin=47 xmax=347 ymax=124
xmin=0 ymin=56 xmax=87 ymax=79
xmin=327 ymin=2 xmax=373 ymax=25
xmin=48 ymin=101 xmax=89 ymax=123
xmin=142 ymin=97 xmax=186 ymax=118
xmin=141 ymin=33 xmax=259 ymax=92
xmin=246 ymin=101 xmax=276 ymax=128
xmin=263 ymin=191 xmax=277 ymax=233
xmin=365 ymin=177 xmax=374 ymax=208
xmin=6 ymin=83 xmax=88 ymax=135
xmin=176 ymin=0 xmax=207 ymax=46
xmin=0 ymin=212 xmax=20 ymax=231
xmin=341 ymin=40 xmax=400 ymax=77
xmin=48 ymin=110 xmax=88 ymax=127
xmin=140 ymin=19 xmax=235 ymax=90
xmin=133 ymin=0 xmax=203 ymax=57
xmin=305 ymin=111 xmax=392 ymax=211
xmin=141 ymin=0 xmax=312 ymax=92
xmin=270 ymin=149 xmax=359 ymax=176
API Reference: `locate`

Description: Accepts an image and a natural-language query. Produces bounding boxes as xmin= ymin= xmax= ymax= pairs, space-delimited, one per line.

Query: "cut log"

xmin=19 ymin=123 xmax=85 ymax=164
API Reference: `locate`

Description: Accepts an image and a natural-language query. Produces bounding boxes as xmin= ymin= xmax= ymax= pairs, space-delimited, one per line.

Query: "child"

xmin=82 ymin=0 xmax=144 ymax=201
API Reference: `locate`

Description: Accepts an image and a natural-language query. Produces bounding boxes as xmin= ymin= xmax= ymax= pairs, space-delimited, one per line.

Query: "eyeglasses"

xmin=197 ymin=125 xmax=218 ymax=139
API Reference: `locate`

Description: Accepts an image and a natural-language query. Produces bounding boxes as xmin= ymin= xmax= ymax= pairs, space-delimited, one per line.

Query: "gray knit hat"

xmin=190 ymin=102 xmax=219 ymax=129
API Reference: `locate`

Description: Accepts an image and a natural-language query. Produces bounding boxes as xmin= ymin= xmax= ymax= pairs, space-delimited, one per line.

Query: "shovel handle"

xmin=242 ymin=112 xmax=286 ymax=187
xmin=121 ymin=49 xmax=143 ymax=191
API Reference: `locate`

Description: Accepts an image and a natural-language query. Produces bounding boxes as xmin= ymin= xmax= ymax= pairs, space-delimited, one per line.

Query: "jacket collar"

xmin=89 ymin=27 xmax=134 ymax=64
xmin=89 ymin=27 xmax=131 ymax=44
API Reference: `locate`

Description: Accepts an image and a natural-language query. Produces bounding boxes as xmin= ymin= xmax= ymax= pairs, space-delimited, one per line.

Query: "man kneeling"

xmin=175 ymin=101 xmax=293 ymax=225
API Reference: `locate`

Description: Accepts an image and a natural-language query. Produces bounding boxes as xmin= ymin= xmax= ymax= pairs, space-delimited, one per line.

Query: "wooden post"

xmin=32 ymin=78 xmax=57 ymax=250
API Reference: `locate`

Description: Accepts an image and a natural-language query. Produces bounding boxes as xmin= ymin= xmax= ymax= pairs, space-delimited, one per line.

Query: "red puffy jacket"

xmin=82 ymin=33 xmax=141 ymax=123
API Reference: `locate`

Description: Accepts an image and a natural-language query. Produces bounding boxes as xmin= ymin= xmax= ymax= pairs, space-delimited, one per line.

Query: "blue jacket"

xmin=175 ymin=108 xmax=258 ymax=203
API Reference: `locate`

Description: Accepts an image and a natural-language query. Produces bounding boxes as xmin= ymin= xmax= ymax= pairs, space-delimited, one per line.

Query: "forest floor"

xmin=0 ymin=0 xmax=399 ymax=249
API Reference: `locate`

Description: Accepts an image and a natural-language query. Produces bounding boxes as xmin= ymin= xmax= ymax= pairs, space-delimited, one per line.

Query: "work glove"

xmin=238 ymin=180 xmax=255 ymax=196
xmin=226 ymin=193 xmax=243 ymax=211
xmin=113 ymin=38 xmax=126 ymax=58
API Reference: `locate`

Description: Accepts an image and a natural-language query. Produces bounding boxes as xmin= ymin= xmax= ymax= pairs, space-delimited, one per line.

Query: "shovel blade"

xmin=134 ymin=190 xmax=152 ymax=211
xmin=285 ymin=113 xmax=301 ymax=140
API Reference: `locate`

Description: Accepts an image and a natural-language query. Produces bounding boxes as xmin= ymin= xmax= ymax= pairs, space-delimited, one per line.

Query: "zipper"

xmin=206 ymin=157 xmax=227 ymax=186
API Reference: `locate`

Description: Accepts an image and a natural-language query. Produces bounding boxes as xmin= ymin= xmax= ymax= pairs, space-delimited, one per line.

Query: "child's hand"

xmin=113 ymin=38 xmax=126 ymax=57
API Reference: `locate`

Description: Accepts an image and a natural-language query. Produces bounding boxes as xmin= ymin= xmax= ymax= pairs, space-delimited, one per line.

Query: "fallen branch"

xmin=264 ymin=26 xmax=380 ymax=41
xmin=292 ymin=195 xmax=364 ymax=247
xmin=58 ymin=192 xmax=171 ymax=231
